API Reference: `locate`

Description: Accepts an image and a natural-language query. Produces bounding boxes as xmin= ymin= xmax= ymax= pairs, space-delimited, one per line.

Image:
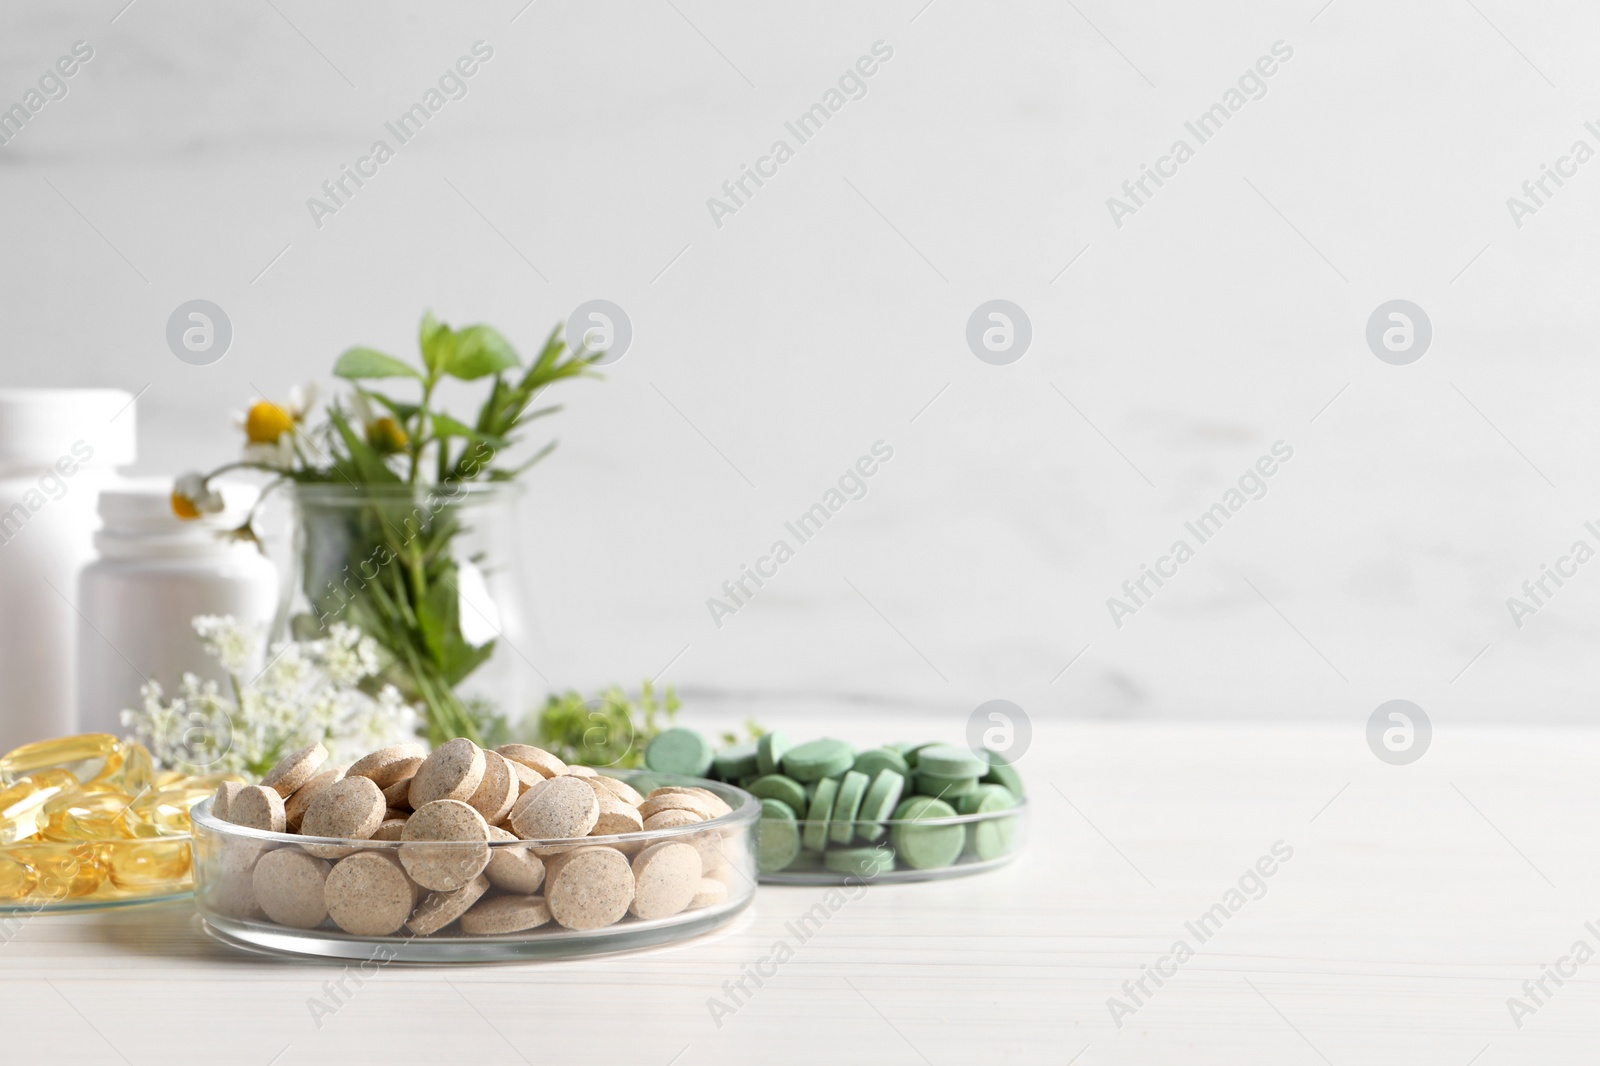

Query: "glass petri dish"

xmin=0 ymin=836 xmax=196 ymax=914
xmin=191 ymin=771 xmax=758 ymax=962
xmin=757 ymin=799 xmax=1028 ymax=884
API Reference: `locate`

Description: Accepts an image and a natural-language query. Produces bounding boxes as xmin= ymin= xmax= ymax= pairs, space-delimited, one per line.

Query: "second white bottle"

xmin=76 ymin=479 xmax=279 ymax=735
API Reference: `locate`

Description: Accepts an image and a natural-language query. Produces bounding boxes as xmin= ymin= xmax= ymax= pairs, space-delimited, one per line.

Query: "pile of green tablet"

xmin=643 ymin=729 xmax=1025 ymax=876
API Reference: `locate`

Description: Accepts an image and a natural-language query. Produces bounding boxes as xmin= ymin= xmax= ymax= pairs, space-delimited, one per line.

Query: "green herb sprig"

xmin=532 ymin=681 xmax=681 ymax=769
xmin=176 ymin=313 xmax=597 ymax=745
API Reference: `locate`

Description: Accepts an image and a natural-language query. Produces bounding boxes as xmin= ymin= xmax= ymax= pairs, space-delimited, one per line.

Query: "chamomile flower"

xmin=349 ymin=392 xmax=410 ymax=456
xmin=171 ymin=472 xmax=225 ymax=520
xmin=237 ymin=384 xmax=317 ymax=469
xmin=366 ymin=416 xmax=409 ymax=455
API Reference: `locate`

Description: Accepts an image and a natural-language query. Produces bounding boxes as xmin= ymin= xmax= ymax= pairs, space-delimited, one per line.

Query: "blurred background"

xmin=1 ymin=0 xmax=1596 ymax=726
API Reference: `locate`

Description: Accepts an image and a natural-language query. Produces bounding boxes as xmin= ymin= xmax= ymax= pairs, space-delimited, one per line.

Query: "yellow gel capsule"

xmin=0 ymin=854 xmax=36 ymax=900
xmin=59 ymin=778 xmax=126 ymax=798
xmin=128 ymin=788 xmax=210 ymax=836
xmin=0 ymin=733 xmax=120 ymax=782
xmin=82 ymin=748 xmax=127 ymax=790
xmin=153 ymin=769 xmax=185 ymax=789
xmin=0 ymin=770 xmax=80 ymax=845
xmin=40 ymin=793 xmax=137 ymax=843
xmin=115 ymin=742 xmax=155 ymax=794
xmin=27 ymin=843 xmax=107 ymax=900
xmin=106 ymin=839 xmax=190 ymax=889
xmin=175 ymin=772 xmax=247 ymax=793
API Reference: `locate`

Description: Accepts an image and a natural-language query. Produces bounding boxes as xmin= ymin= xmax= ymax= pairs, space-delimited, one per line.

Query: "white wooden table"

xmin=3 ymin=720 xmax=1594 ymax=1065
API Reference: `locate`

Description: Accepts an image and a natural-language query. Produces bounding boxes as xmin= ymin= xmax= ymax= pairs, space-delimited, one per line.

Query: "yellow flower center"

xmin=366 ymin=417 xmax=409 ymax=454
xmin=245 ymin=401 xmax=295 ymax=444
xmin=171 ymin=492 xmax=202 ymax=520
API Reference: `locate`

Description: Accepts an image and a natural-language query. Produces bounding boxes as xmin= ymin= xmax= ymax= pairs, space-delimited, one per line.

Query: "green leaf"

xmin=513 ymin=403 xmax=562 ymax=425
xmin=474 ymin=377 xmax=506 ymax=435
xmin=414 ymin=575 xmax=453 ymax=667
xmin=489 ymin=440 xmax=556 ymax=480
xmin=335 ymin=347 xmax=422 ymax=381
xmin=419 ymin=312 xmax=450 ymax=375
xmin=326 ymin=405 xmax=402 ymax=484
xmin=361 ymin=390 xmax=421 ymax=423
xmin=431 ymin=413 xmax=511 ymax=450
xmin=441 ymin=325 xmax=520 ymax=381
xmin=413 ymin=566 xmax=496 ymax=686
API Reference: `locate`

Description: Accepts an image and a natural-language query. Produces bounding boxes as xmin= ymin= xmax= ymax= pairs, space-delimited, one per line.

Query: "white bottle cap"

xmin=98 ymin=478 xmax=258 ymax=533
xmin=93 ymin=478 xmax=261 ymax=559
xmin=0 ymin=389 xmax=137 ymax=468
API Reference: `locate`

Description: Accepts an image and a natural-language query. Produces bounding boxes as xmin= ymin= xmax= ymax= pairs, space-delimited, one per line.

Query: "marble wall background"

xmin=2 ymin=0 xmax=1597 ymax=727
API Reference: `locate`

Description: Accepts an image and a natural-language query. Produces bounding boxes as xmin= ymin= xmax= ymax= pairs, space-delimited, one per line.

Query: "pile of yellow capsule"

xmin=0 ymin=733 xmax=243 ymax=908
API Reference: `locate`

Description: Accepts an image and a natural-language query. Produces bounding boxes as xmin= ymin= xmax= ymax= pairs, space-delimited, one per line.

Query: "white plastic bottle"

xmin=0 ymin=389 xmax=135 ymax=754
xmin=76 ymin=479 xmax=280 ymax=736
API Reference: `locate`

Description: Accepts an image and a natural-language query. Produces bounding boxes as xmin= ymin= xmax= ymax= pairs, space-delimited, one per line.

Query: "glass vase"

xmin=276 ymin=483 xmax=536 ymax=746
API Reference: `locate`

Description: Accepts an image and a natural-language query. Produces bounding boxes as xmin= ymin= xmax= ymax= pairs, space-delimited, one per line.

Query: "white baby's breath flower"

xmin=193 ymin=615 xmax=263 ymax=677
xmin=120 ymin=613 xmax=419 ymax=779
xmin=318 ymin=623 xmax=375 ymax=687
